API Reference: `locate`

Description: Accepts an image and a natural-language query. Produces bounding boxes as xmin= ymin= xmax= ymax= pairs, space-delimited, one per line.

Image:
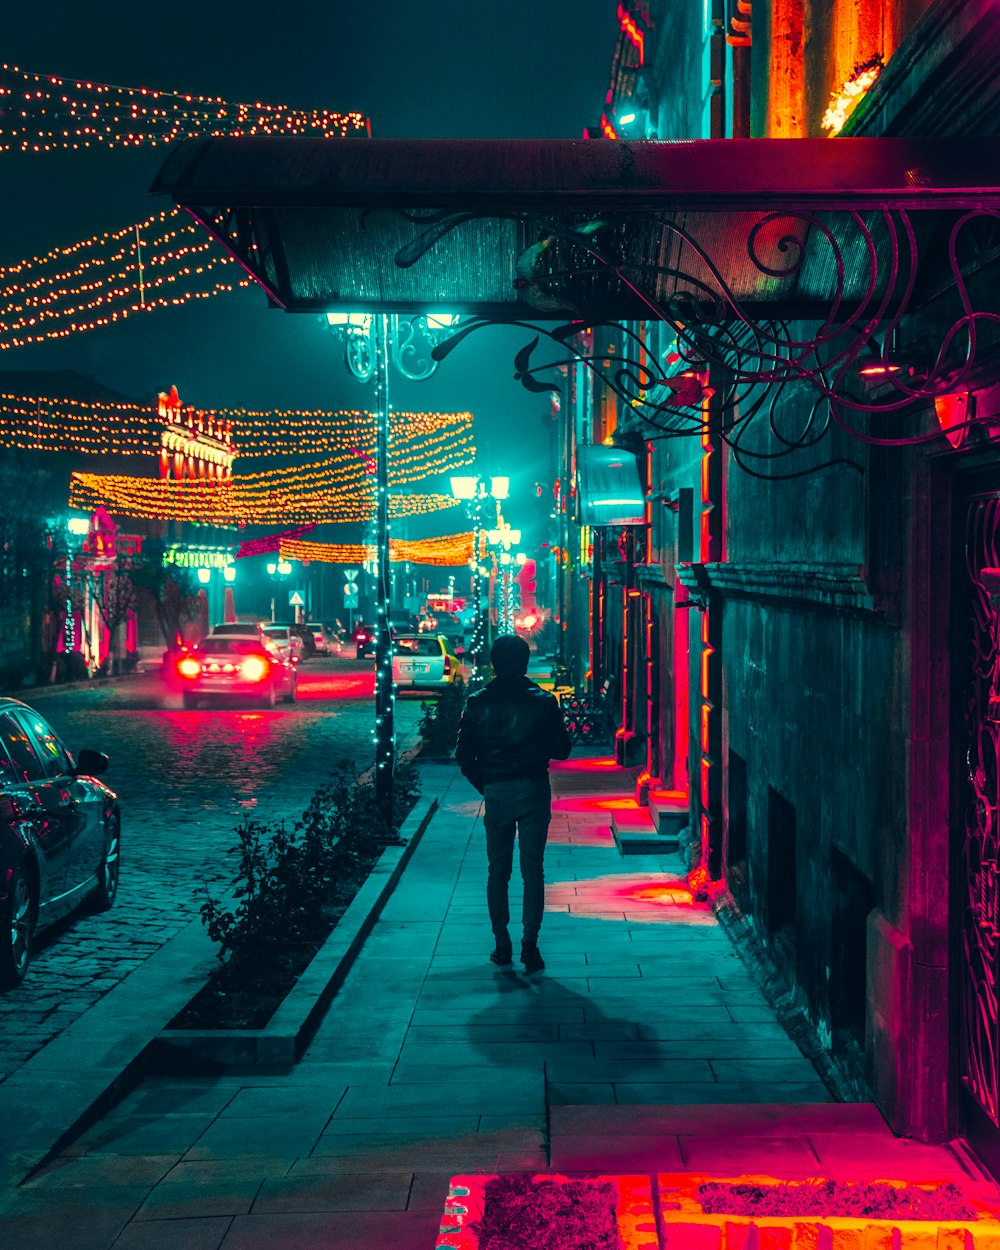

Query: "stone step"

xmin=649 ymin=788 xmax=689 ymax=837
xmin=611 ymin=803 xmax=680 ymax=855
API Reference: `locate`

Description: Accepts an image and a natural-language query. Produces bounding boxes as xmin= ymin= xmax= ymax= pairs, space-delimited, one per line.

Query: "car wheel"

xmin=283 ymin=673 xmax=297 ymax=703
xmin=91 ymin=813 xmax=120 ymax=912
xmin=182 ymin=691 xmax=198 ymax=709
xmin=0 ymin=865 xmax=36 ymax=988
xmin=261 ymin=683 xmax=276 ymax=709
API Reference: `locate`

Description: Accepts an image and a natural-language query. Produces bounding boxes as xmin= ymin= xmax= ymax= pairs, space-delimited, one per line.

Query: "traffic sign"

xmin=288 ymin=590 xmax=305 ymax=607
xmin=345 ymin=568 xmax=359 ymax=583
xmin=344 ymin=589 xmax=359 ymax=608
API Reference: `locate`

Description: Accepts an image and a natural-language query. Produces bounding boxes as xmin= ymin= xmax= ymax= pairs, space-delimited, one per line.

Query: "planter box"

xmin=656 ymin=1173 xmax=1000 ymax=1249
xmin=436 ymin=1173 xmax=658 ymax=1250
xmin=151 ymin=795 xmax=438 ymax=1070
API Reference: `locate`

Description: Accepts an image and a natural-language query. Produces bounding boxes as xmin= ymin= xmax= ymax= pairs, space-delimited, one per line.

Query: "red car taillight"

xmin=443 ymin=656 xmax=452 ymax=675
xmin=240 ymin=655 xmax=271 ymax=682
xmin=177 ymin=656 xmax=201 ymax=679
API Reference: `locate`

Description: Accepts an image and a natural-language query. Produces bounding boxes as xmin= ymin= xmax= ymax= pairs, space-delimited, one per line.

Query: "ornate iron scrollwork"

xmin=409 ymin=206 xmax=1000 ymax=478
xmin=962 ymin=497 xmax=1000 ymax=1124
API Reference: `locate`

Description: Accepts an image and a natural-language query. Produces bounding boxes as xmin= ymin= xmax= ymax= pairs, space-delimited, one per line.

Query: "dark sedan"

xmin=0 ymin=698 xmax=119 ymax=987
xmin=176 ymin=636 xmax=297 ymax=708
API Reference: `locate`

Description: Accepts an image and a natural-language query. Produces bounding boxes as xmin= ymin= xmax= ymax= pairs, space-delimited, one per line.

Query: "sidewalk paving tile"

xmin=134 ymin=1175 xmax=263 ymax=1219
xmin=679 ymin=1133 xmax=822 ymax=1175
xmin=551 ymin=1133 xmax=685 ymax=1171
xmin=219 ymin=1209 xmax=443 ymax=1250
xmin=9 ymin=752 xmax=977 ymax=1250
xmin=186 ymin=1113 xmax=331 ymax=1160
xmin=252 ymin=1169 xmax=413 ymax=1212
xmin=115 ymin=1217 xmax=235 ymax=1249
xmin=23 ymin=1153 xmax=179 ymax=1189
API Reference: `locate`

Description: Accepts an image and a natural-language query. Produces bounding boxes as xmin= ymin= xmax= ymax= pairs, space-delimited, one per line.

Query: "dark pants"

xmin=482 ymin=777 xmax=552 ymax=947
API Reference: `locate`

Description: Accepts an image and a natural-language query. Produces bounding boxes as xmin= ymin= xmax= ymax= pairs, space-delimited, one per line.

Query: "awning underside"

xmin=152 ymin=137 xmax=1000 ymax=322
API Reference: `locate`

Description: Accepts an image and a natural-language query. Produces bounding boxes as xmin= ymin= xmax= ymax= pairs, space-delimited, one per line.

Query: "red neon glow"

xmin=935 ymin=391 xmax=973 ymax=450
xmin=673 ymin=587 xmax=691 ymax=796
xmin=550 ymin=755 xmax=619 ymax=772
xmin=551 ymin=796 xmax=645 ymax=813
xmin=546 ymin=872 xmax=713 ymax=924
xmin=617 ymin=3 xmax=646 ymax=61
xmin=177 ymin=656 xmax=200 ymax=679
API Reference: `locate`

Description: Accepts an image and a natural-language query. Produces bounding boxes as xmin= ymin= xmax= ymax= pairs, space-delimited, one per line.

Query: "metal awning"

xmin=150 ymin=137 xmax=1000 ymax=321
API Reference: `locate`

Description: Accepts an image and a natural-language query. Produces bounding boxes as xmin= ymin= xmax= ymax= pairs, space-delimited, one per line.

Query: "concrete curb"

xmin=0 ymin=911 xmax=218 ymax=1200
xmin=151 ymin=793 xmax=439 ymax=1070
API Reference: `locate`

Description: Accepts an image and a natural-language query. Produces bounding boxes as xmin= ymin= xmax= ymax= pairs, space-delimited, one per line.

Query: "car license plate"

xmin=400 ymin=662 xmax=430 ymax=674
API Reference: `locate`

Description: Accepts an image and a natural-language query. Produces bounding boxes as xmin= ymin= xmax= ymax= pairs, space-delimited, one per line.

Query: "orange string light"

xmin=69 ymin=470 xmax=463 ymax=526
xmin=278 ymin=533 xmax=475 ymax=566
xmin=0 ymin=62 xmax=368 ymax=153
xmin=0 ymin=391 xmax=474 ymax=459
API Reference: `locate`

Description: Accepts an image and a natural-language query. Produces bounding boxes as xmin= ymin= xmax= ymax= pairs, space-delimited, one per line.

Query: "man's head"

xmin=490 ymin=633 xmax=530 ymax=678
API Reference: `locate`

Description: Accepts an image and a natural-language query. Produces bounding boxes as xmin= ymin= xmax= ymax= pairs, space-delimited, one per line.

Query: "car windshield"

xmin=264 ymin=628 xmax=290 ymax=640
xmin=212 ymin=624 xmax=259 ymax=635
xmin=396 ymin=636 xmax=442 ymax=656
xmin=198 ymin=639 xmax=268 ymax=656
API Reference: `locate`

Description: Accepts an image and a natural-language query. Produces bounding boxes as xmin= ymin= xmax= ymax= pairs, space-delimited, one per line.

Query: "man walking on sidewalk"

xmin=455 ymin=634 xmax=572 ymax=972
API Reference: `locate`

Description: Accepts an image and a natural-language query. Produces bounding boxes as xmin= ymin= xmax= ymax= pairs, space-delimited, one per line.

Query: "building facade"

xmin=569 ymin=0 xmax=1000 ymax=1170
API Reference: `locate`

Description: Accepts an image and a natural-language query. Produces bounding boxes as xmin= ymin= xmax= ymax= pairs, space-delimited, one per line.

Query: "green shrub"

xmin=200 ymin=762 xmax=421 ymax=989
xmin=418 ymin=677 xmax=467 ymax=758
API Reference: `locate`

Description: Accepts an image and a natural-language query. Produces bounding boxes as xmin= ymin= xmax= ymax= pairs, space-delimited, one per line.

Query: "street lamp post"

xmin=449 ymin=474 xmax=509 ymax=683
xmin=266 ymin=559 xmax=292 ymax=623
xmin=487 ymin=523 xmax=521 ymax=636
xmin=326 ymin=311 xmax=458 ymax=823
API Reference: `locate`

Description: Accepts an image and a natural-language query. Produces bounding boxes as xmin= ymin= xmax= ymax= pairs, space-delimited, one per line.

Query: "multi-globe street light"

xmin=325 ymin=311 xmax=459 ymax=820
xmin=265 ymin=558 xmax=293 ymax=623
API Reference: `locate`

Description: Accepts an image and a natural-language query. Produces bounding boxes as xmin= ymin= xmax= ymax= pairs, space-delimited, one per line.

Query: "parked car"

xmin=306 ymin=622 xmax=329 ymax=655
xmin=0 ymin=698 xmax=119 ymax=987
xmin=419 ymin=610 xmax=464 ymax=655
xmin=176 ymin=637 xmax=297 ymax=708
xmin=209 ymin=621 xmax=268 ymax=643
xmin=262 ymin=624 xmax=304 ymax=665
xmin=392 ymin=633 xmax=461 ymax=692
xmin=353 ymin=623 xmax=377 ymax=659
xmin=272 ymin=621 xmax=316 ymax=659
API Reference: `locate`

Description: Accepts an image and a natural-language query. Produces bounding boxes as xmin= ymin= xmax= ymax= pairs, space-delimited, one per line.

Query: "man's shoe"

xmin=490 ymin=945 xmax=513 ymax=966
xmin=521 ymin=942 xmax=545 ymax=973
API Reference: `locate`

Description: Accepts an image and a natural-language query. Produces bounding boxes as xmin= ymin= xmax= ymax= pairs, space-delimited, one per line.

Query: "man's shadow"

xmin=465 ymin=972 xmax=668 ymax=1068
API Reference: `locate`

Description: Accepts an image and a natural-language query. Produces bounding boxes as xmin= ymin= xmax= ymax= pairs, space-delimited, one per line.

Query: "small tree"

xmin=131 ymin=555 xmax=201 ymax=646
xmin=68 ymin=552 xmax=138 ymax=673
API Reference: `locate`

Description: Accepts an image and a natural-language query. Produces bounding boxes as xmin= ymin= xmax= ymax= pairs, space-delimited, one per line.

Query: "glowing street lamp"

xmin=450 ymin=474 xmax=513 ymax=678
xmin=326 ymin=310 xmax=459 ymax=821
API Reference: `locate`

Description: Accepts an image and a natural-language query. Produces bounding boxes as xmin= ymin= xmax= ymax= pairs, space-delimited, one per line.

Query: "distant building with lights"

xmin=0 ymin=372 xmax=241 ymax=683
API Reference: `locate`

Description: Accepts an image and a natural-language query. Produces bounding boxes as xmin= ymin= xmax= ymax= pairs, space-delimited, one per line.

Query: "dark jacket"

xmin=455 ymin=675 xmax=571 ymax=792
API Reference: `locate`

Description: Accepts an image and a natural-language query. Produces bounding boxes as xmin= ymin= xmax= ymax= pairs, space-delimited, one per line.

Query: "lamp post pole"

xmin=326 ymin=311 xmax=459 ymax=825
xmin=372 ymin=314 xmax=394 ymax=820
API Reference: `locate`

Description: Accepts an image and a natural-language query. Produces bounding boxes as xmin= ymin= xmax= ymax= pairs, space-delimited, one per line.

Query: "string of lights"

xmin=0 ymin=62 xmax=368 ymax=153
xmin=0 ymin=208 xmax=251 ymax=350
xmin=69 ymin=470 xmax=462 ymax=526
xmin=0 ymin=391 xmax=474 ymax=457
xmin=278 ymin=533 xmax=475 ymax=566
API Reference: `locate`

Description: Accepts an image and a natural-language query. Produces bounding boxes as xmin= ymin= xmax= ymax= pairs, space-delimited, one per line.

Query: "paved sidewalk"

xmin=1 ymin=754 xmax=986 ymax=1249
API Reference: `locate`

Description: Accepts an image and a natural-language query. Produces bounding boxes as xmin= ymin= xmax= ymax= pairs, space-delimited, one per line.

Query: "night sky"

xmin=0 ymin=3 xmax=620 ymax=538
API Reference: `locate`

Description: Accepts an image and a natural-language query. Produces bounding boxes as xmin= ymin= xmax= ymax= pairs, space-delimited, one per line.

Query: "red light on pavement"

xmin=177 ymin=656 xmax=200 ymax=679
xmin=240 ymin=655 xmax=271 ymax=682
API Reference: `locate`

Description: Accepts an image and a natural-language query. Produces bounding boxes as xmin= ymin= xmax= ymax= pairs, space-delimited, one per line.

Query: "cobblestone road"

xmin=0 ymin=657 xmax=425 ymax=1082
